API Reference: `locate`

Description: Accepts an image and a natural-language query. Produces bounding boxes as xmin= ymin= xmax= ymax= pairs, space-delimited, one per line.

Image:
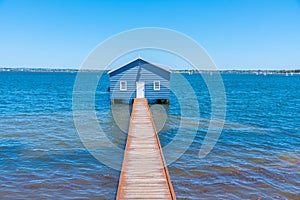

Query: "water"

xmin=0 ymin=72 xmax=299 ymax=199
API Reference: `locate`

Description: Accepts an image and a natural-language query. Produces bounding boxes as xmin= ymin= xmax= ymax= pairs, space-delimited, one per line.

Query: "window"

xmin=120 ymin=81 xmax=127 ymax=91
xmin=154 ymin=81 xmax=160 ymax=90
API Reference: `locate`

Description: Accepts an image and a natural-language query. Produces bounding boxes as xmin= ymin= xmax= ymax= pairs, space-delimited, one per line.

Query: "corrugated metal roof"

xmin=108 ymin=58 xmax=171 ymax=74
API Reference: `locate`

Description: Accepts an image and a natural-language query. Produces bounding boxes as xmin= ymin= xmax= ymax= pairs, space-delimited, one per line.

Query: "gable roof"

xmin=108 ymin=58 xmax=171 ymax=75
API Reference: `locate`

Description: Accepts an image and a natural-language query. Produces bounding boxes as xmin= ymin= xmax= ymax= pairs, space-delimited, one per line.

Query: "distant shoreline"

xmin=0 ymin=67 xmax=299 ymax=74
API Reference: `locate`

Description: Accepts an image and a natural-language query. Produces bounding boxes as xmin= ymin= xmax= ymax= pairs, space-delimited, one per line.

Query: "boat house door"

xmin=136 ymin=82 xmax=145 ymax=98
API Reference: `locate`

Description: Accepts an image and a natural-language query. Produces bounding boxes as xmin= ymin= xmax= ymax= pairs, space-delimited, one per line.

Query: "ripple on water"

xmin=0 ymin=73 xmax=299 ymax=199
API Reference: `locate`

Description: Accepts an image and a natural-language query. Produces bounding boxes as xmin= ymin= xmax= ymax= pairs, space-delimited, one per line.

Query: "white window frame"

xmin=153 ymin=81 xmax=160 ymax=90
xmin=120 ymin=81 xmax=127 ymax=91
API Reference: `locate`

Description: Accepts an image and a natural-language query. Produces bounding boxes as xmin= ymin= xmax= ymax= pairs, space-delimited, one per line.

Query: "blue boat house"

xmin=108 ymin=58 xmax=171 ymax=104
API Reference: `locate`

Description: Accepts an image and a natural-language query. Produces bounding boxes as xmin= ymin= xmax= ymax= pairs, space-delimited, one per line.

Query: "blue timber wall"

xmin=109 ymin=59 xmax=170 ymax=103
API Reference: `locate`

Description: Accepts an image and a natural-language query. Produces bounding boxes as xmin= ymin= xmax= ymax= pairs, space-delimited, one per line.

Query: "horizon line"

xmin=1 ymin=66 xmax=299 ymax=72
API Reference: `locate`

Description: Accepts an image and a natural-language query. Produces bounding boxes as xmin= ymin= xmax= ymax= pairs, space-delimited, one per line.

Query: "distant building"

xmin=108 ymin=58 xmax=170 ymax=104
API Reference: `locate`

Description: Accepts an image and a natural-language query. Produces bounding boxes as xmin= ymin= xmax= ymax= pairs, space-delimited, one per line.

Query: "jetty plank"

xmin=116 ymin=98 xmax=176 ymax=200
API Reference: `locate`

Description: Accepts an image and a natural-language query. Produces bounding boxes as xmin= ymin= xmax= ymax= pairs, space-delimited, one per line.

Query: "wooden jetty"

xmin=116 ymin=98 xmax=176 ymax=200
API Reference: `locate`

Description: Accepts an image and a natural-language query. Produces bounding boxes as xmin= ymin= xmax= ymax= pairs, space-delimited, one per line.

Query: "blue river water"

xmin=0 ymin=72 xmax=299 ymax=199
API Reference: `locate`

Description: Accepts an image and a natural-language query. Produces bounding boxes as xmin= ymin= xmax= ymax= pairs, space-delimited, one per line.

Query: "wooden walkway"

xmin=116 ymin=98 xmax=176 ymax=200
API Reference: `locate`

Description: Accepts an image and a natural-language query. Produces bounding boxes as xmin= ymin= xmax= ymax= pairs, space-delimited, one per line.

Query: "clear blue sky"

xmin=0 ymin=0 xmax=299 ymax=69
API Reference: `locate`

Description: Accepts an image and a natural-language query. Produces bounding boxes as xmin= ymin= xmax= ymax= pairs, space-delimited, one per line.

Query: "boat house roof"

xmin=108 ymin=58 xmax=171 ymax=75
